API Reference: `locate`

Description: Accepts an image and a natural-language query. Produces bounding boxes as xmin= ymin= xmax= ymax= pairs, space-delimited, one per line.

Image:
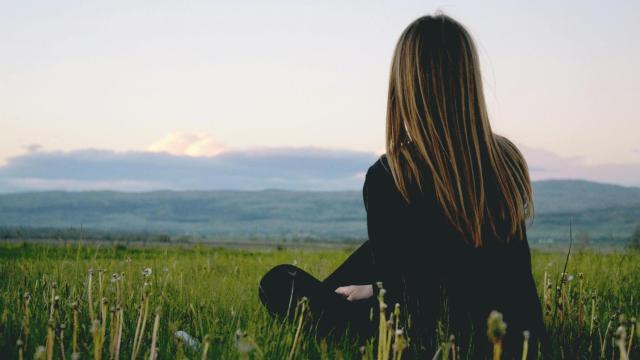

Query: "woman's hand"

xmin=334 ymin=284 xmax=374 ymax=301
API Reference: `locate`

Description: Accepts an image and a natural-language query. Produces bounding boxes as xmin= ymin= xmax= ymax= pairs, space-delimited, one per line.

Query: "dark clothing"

xmin=259 ymin=155 xmax=545 ymax=358
xmin=258 ymin=242 xmax=377 ymax=339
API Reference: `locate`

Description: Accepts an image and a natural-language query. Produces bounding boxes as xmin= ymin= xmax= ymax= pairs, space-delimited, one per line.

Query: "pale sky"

xmin=1 ymin=0 xmax=639 ymax=168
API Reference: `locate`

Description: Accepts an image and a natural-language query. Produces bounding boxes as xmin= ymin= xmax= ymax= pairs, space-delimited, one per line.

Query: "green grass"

xmin=0 ymin=242 xmax=638 ymax=359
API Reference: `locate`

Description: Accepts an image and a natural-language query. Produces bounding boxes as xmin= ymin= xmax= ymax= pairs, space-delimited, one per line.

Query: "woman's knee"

xmin=258 ymin=264 xmax=301 ymax=315
xmin=260 ymin=264 xmax=300 ymax=288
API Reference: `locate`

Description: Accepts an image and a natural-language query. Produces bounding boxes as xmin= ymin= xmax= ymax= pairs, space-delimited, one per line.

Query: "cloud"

xmin=0 ymin=143 xmax=638 ymax=193
xmin=519 ymin=144 xmax=640 ymax=187
xmin=0 ymin=147 xmax=378 ymax=192
xmin=147 ymin=132 xmax=225 ymax=157
xmin=24 ymin=144 xmax=43 ymax=153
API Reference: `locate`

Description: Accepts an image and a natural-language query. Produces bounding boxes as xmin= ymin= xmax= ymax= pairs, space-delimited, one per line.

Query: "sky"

xmin=1 ymin=0 xmax=639 ymax=191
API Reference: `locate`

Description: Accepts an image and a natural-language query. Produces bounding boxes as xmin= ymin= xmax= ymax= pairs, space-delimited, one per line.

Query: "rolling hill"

xmin=0 ymin=180 xmax=638 ymax=245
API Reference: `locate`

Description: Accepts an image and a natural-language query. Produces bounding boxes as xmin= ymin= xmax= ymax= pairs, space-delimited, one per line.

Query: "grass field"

xmin=0 ymin=242 xmax=638 ymax=359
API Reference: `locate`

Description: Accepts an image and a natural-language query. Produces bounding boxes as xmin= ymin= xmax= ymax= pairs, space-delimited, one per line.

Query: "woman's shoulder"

xmin=364 ymin=154 xmax=417 ymax=207
xmin=363 ymin=155 xmax=407 ymax=213
xmin=365 ymin=154 xmax=395 ymax=187
xmin=366 ymin=154 xmax=435 ymax=196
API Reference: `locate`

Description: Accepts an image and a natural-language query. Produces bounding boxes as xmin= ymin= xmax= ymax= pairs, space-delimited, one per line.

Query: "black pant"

xmin=258 ymin=241 xmax=377 ymax=339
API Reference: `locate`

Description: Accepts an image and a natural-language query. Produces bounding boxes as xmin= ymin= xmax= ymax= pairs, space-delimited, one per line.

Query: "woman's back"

xmin=364 ymin=154 xmax=544 ymax=357
xmin=260 ymin=12 xmax=545 ymax=360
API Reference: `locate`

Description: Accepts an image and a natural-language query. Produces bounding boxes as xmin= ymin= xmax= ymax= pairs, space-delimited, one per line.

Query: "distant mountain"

xmin=532 ymin=180 xmax=640 ymax=213
xmin=0 ymin=180 xmax=638 ymax=244
xmin=528 ymin=180 xmax=640 ymax=243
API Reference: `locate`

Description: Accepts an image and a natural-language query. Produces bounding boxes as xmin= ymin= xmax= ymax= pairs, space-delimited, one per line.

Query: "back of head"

xmin=385 ymin=13 xmax=533 ymax=247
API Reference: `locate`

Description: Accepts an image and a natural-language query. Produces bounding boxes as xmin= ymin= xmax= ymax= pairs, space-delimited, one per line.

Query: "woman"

xmin=258 ymin=13 xmax=545 ymax=358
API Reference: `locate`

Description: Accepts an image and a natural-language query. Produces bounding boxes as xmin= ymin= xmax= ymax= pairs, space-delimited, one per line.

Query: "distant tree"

xmin=631 ymin=223 xmax=640 ymax=250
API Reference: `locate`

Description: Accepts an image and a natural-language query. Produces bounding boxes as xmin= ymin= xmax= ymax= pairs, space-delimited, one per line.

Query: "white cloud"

xmin=147 ymin=132 xmax=225 ymax=157
xmin=24 ymin=144 xmax=43 ymax=153
xmin=519 ymin=144 xmax=640 ymax=187
xmin=0 ymin=147 xmax=377 ymax=192
xmin=0 ymin=143 xmax=638 ymax=193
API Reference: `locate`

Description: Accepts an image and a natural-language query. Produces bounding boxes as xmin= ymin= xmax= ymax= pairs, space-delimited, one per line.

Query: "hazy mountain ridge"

xmin=0 ymin=180 xmax=638 ymax=244
xmin=532 ymin=180 xmax=640 ymax=213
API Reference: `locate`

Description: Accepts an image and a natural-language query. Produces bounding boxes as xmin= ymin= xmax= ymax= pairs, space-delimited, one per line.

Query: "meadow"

xmin=0 ymin=242 xmax=638 ymax=359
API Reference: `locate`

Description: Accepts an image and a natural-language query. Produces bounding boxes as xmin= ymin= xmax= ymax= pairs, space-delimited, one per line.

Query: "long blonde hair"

xmin=385 ymin=14 xmax=533 ymax=247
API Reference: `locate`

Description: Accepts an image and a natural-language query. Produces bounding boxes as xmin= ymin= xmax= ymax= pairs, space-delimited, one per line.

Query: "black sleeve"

xmin=322 ymin=240 xmax=376 ymax=290
xmin=363 ymin=164 xmax=408 ymax=307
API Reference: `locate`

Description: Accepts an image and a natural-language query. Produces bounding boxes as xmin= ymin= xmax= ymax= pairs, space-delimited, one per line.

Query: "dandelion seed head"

xmin=487 ymin=310 xmax=507 ymax=343
xmin=174 ymin=330 xmax=200 ymax=350
xmin=235 ymin=336 xmax=255 ymax=354
xmin=386 ymin=319 xmax=394 ymax=329
xmin=34 ymin=346 xmax=46 ymax=358
xmin=615 ymin=325 xmax=627 ymax=340
xmin=143 ymin=268 xmax=152 ymax=277
xmin=90 ymin=320 xmax=100 ymax=334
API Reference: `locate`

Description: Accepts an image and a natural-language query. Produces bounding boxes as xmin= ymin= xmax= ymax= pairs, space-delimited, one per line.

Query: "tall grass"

xmin=0 ymin=242 xmax=638 ymax=359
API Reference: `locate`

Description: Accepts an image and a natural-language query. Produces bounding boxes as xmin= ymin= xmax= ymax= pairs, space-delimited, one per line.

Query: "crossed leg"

xmin=258 ymin=241 xmax=377 ymax=339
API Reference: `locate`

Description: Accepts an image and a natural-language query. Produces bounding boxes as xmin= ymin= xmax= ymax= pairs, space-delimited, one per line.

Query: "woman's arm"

xmin=326 ymin=158 xmax=410 ymax=304
xmin=323 ymin=240 xmax=376 ymax=290
xmin=362 ymin=162 xmax=409 ymax=307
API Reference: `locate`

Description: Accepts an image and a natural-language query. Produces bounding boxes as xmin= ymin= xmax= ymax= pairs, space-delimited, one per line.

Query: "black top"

xmin=363 ymin=155 xmax=545 ymax=357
